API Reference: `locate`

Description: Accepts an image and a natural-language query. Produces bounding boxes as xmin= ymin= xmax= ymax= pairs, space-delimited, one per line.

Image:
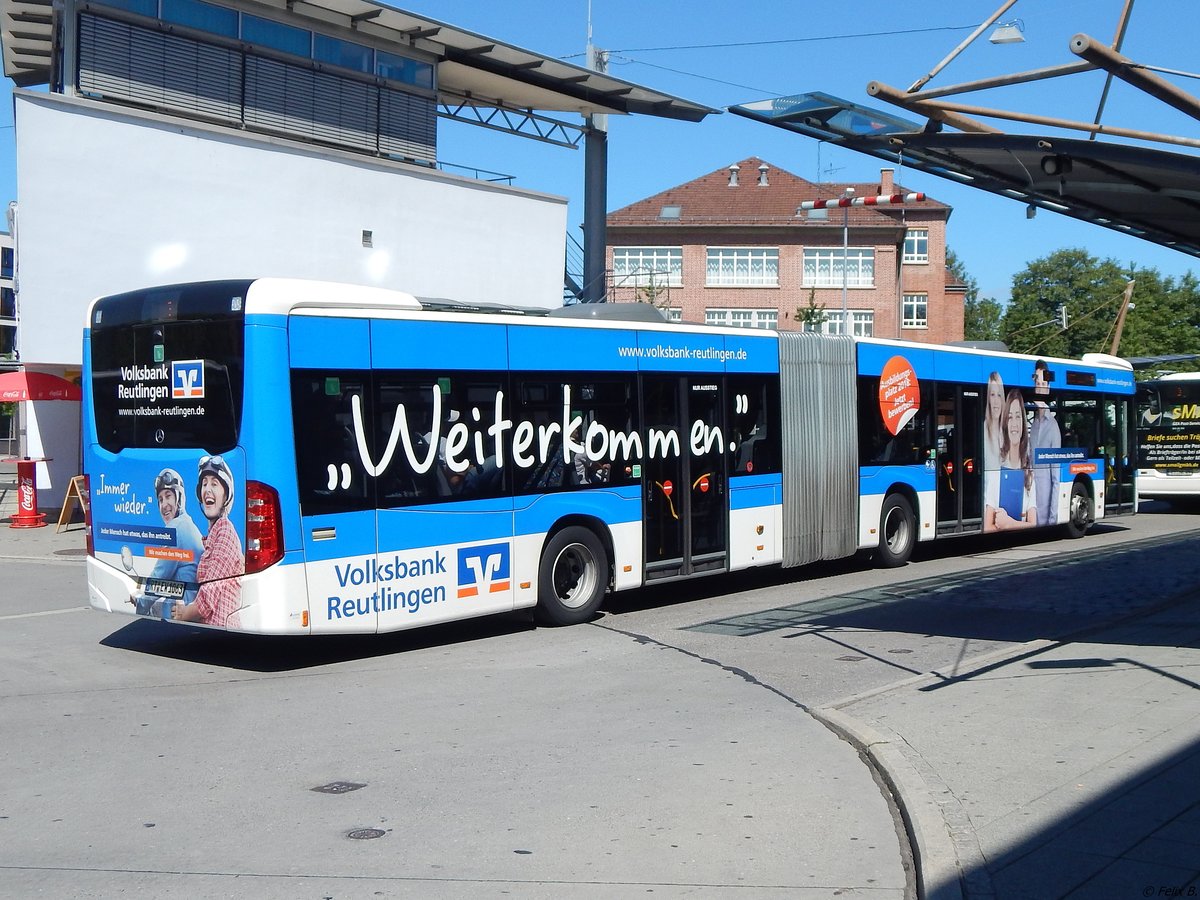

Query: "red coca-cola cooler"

xmin=6 ymin=457 xmax=50 ymax=528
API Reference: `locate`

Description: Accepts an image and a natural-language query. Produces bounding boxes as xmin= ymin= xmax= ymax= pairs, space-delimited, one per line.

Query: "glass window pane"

xmin=377 ymin=51 xmax=435 ymax=89
xmin=161 ymin=0 xmax=237 ymax=35
xmin=242 ymin=15 xmax=311 ymax=57
xmin=314 ymin=34 xmax=373 ymax=73
xmin=97 ymin=0 xmax=158 ymax=16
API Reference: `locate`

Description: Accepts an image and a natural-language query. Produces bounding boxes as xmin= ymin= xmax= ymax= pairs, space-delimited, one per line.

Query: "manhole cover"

xmin=347 ymin=828 xmax=386 ymax=840
xmin=837 ymin=655 xmax=867 ymax=662
xmin=311 ymin=781 xmax=366 ymax=794
xmin=53 ymin=548 xmax=89 ymax=557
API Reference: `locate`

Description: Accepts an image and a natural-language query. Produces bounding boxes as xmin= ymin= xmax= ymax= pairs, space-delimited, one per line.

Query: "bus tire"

xmin=876 ymin=493 xmax=915 ymax=568
xmin=1064 ymin=481 xmax=1092 ymax=539
xmin=535 ymin=526 xmax=608 ymax=626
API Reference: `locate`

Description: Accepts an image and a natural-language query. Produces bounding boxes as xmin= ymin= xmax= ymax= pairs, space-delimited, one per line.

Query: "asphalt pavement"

xmin=2 ymin=511 xmax=1199 ymax=898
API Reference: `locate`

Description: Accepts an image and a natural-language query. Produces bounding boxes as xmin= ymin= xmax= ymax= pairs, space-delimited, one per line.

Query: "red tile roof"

xmin=607 ymin=156 xmax=947 ymax=228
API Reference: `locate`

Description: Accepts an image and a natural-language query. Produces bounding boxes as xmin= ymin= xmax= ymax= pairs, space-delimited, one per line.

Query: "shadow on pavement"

xmin=99 ymin=608 xmax=536 ymax=672
xmin=681 ymin=530 xmax=1200 ymax=651
xmin=931 ymin=663 xmax=1200 ymax=899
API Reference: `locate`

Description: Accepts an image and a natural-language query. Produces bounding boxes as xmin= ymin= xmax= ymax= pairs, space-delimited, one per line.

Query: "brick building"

xmin=606 ymin=156 xmax=965 ymax=343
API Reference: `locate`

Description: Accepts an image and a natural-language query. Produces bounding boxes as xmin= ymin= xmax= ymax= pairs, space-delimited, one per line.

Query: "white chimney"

xmin=728 ymin=164 xmax=740 ymax=187
xmin=758 ymin=163 xmax=769 ymax=186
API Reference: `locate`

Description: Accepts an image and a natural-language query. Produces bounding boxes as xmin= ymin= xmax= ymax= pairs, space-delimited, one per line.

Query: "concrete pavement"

xmin=3 ymin=513 xmax=1198 ymax=898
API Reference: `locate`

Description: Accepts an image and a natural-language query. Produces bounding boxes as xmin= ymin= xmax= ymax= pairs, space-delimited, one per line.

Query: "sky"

xmin=1 ymin=0 xmax=1196 ymax=304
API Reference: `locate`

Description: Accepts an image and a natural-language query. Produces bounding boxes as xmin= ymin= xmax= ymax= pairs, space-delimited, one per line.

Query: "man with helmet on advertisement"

xmin=173 ymin=455 xmax=245 ymax=628
xmin=130 ymin=467 xmax=205 ymax=616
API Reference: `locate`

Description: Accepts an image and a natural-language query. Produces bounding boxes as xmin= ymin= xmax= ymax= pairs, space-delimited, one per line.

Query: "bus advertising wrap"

xmin=90 ymin=451 xmax=247 ymax=629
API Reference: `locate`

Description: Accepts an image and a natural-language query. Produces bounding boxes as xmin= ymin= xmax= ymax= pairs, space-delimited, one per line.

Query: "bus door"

xmin=1102 ymin=396 xmax=1136 ymax=513
xmin=935 ymin=384 xmax=983 ymax=534
xmin=643 ymin=377 xmax=728 ymax=580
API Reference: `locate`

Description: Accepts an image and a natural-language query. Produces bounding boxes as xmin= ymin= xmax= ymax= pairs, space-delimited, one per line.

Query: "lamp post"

xmin=840 ymin=187 xmax=854 ymax=334
xmin=798 ymin=190 xmax=928 ymax=337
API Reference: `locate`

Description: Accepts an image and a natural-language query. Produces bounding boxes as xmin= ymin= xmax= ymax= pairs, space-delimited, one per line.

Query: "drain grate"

xmin=347 ymin=828 xmax=386 ymax=840
xmin=311 ymin=781 xmax=366 ymax=794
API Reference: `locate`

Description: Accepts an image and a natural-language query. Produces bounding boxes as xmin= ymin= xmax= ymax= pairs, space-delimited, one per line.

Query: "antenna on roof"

xmin=816 ymin=143 xmax=843 ymax=184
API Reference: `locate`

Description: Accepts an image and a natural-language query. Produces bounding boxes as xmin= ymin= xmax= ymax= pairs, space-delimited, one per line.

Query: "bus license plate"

xmin=144 ymin=578 xmax=185 ymax=599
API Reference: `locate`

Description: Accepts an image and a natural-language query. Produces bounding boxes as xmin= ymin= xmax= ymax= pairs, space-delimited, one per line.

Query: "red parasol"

xmin=0 ymin=370 xmax=82 ymax=402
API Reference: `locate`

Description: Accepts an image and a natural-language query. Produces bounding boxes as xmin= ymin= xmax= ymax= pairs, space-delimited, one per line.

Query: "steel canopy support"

xmin=1070 ymin=33 xmax=1200 ymax=124
xmin=582 ymin=118 xmax=608 ymax=303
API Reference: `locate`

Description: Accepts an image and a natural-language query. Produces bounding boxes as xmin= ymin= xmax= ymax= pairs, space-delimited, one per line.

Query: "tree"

xmin=1003 ymin=248 xmax=1200 ymax=366
xmin=795 ymin=288 xmax=827 ymax=332
xmin=1118 ymin=269 xmax=1200 ymax=370
xmin=949 ymin=249 xmax=1002 ymax=342
xmin=1002 ymin=249 xmax=1129 ymax=358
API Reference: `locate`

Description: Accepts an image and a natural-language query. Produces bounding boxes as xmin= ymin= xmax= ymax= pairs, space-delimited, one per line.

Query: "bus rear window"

xmin=89 ymin=282 xmax=248 ymax=452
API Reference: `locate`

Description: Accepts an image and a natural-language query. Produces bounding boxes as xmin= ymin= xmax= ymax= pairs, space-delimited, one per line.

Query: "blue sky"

xmin=1 ymin=0 xmax=1196 ymax=303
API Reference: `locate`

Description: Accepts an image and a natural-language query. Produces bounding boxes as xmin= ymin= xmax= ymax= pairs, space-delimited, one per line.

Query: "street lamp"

xmin=797 ymin=189 xmax=927 ymax=337
xmin=840 ymin=187 xmax=854 ymax=334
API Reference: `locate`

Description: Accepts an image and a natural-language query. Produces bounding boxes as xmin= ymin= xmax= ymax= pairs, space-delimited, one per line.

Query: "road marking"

xmin=0 ymin=606 xmax=90 ymax=621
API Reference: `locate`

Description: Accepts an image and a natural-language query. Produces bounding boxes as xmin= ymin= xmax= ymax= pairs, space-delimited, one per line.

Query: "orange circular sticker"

xmin=879 ymin=356 xmax=920 ymax=436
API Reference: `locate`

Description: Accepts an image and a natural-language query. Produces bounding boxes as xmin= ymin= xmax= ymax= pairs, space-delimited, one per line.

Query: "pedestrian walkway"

xmin=823 ymin=586 xmax=1200 ymax=899
xmin=6 ymin=504 xmax=1199 ymax=899
xmin=0 ymin=509 xmax=88 ymax=560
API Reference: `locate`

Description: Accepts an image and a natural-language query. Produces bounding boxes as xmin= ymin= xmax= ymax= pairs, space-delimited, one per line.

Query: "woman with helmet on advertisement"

xmin=173 ymin=455 xmax=245 ymax=628
xmin=131 ymin=468 xmax=205 ymax=616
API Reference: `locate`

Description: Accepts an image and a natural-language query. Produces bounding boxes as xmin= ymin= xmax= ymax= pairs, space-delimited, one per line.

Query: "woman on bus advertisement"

xmin=173 ymin=455 xmax=245 ymax=628
xmin=986 ymin=389 xmax=1039 ymax=531
xmin=983 ymin=372 xmax=1005 ymax=471
xmin=130 ymin=468 xmax=204 ymax=616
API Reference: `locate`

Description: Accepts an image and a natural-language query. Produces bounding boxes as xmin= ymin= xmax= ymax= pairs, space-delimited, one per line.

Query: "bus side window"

xmin=291 ymin=371 xmax=374 ymax=515
xmin=728 ymin=375 xmax=780 ymax=476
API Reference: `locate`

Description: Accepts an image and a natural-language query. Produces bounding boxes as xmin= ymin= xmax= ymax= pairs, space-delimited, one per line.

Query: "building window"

xmin=903 ymin=229 xmax=929 ymax=264
xmin=706 ymin=247 xmax=779 ymax=287
xmin=0 ymin=247 xmax=12 ymax=279
xmin=902 ymin=293 xmax=928 ymax=328
xmin=663 ymin=308 xmax=682 ymax=322
xmin=705 ymin=308 xmax=778 ymax=329
xmin=802 ymin=248 xmax=875 ymax=288
xmin=612 ymin=247 xmax=682 ymax=287
xmin=805 ymin=310 xmax=874 ymax=336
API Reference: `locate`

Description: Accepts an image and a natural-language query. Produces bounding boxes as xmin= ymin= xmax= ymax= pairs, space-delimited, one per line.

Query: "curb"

xmin=814 ymin=706 xmax=964 ymax=900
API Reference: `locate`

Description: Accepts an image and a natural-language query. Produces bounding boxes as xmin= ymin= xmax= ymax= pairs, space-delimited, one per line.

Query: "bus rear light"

xmin=245 ymin=481 xmax=284 ymax=573
xmin=82 ymin=475 xmax=95 ymax=557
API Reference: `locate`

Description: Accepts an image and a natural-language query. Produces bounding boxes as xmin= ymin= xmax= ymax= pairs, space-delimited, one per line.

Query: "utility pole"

xmin=1109 ymin=280 xmax=1136 ymax=355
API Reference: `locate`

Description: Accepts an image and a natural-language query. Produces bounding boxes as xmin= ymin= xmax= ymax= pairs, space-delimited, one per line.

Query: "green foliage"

xmin=1001 ymin=248 xmax=1200 ymax=369
xmin=796 ymin=288 xmax=827 ymax=331
xmin=949 ymin=248 xmax=1002 ymax=342
xmin=1119 ymin=270 xmax=1200 ymax=372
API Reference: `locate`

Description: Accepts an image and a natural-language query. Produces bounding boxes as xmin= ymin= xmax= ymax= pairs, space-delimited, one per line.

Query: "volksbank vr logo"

xmin=171 ymin=360 xmax=205 ymax=399
xmin=457 ymin=542 xmax=510 ymax=599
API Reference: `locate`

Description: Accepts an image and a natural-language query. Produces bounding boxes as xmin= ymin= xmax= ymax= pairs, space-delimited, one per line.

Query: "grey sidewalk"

xmin=0 ymin=511 xmax=89 ymax=560
xmin=826 ymin=587 xmax=1200 ymax=899
xmin=7 ymin=511 xmax=1200 ymax=899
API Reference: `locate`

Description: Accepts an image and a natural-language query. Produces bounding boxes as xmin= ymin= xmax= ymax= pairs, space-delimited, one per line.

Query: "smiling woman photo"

xmin=173 ymin=455 xmax=244 ymax=628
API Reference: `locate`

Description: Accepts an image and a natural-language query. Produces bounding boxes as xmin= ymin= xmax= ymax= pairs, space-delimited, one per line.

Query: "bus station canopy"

xmin=730 ymin=92 xmax=1200 ymax=261
xmin=0 ymin=0 xmax=716 ymax=122
xmin=724 ymin=96 xmax=1200 ymax=264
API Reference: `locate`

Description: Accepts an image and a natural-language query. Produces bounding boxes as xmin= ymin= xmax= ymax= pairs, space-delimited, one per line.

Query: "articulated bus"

xmin=1136 ymin=372 xmax=1200 ymax=503
xmin=82 ymin=279 xmax=1137 ymax=635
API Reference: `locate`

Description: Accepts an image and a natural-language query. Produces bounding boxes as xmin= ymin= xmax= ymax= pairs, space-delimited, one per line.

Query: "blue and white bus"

xmin=82 ymin=279 xmax=1137 ymax=635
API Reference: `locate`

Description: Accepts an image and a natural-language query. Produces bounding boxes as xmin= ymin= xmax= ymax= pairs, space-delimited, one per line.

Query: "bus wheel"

xmin=536 ymin=527 xmax=608 ymax=626
xmin=876 ymin=494 xmax=915 ymax=568
xmin=1064 ymin=482 xmax=1092 ymax=539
